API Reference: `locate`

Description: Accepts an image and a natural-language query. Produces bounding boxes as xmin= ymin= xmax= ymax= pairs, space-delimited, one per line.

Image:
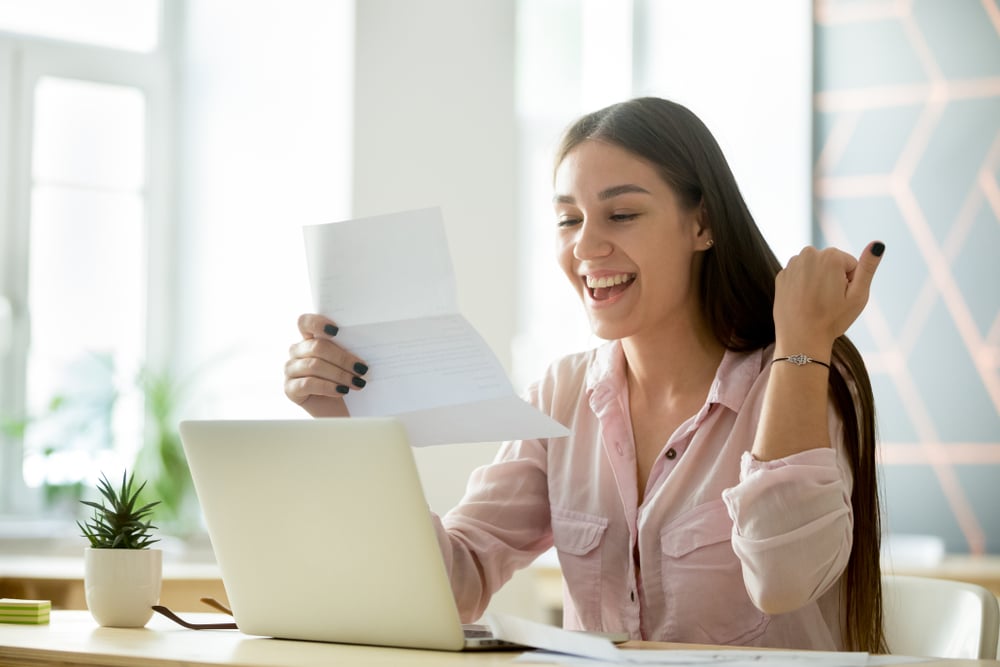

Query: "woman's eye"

xmin=609 ymin=213 xmax=639 ymax=223
xmin=557 ymin=217 xmax=581 ymax=228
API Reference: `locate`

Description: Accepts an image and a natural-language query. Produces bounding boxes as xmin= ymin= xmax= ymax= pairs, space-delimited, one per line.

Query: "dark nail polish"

xmin=324 ymin=324 xmax=339 ymax=337
xmin=353 ymin=362 xmax=369 ymax=375
xmin=871 ymin=242 xmax=885 ymax=257
xmin=352 ymin=376 xmax=367 ymax=388
xmin=336 ymin=384 xmax=349 ymax=394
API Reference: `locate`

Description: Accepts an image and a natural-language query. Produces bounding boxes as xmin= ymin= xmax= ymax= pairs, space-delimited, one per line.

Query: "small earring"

xmin=706 ymin=239 xmax=714 ymax=248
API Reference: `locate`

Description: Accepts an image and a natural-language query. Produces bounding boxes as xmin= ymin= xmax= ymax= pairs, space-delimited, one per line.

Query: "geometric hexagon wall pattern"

xmin=814 ymin=0 xmax=1000 ymax=553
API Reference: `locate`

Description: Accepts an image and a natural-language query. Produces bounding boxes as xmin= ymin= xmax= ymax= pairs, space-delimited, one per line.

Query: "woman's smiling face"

xmin=553 ymin=139 xmax=711 ymax=341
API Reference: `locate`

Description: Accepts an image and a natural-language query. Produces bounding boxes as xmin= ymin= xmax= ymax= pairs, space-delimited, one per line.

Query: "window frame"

xmin=0 ymin=32 xmax=172 ymax=516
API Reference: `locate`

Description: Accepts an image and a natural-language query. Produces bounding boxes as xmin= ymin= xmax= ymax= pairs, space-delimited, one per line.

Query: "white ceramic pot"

xmin=84 ymin=547 xmax=163 ymax=628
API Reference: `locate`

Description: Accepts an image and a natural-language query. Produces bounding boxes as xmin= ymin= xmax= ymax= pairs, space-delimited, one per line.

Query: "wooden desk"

xmin=0 ymin=611 xmax=997 ymax=667
xmin=0 ymin=556 xmax=230 ymax=612
xmin=887 ymin=556 xmax=1000 ymax=597
xmin=7 ymin=554 xmax=999 ymax=616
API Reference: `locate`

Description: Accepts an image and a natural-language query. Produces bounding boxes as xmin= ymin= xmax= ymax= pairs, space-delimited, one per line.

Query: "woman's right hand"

xmin=284 ymin=314 xmax=370 ymax=418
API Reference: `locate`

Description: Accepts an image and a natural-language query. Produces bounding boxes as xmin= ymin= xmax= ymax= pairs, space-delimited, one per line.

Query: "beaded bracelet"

xmin=772 ymin=354 xmax=831 ymax=369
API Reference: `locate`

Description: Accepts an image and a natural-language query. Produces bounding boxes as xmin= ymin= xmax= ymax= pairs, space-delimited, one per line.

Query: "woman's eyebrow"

xmin=553 ymin=184 xmax=652 ymax=205
xmin=598 ymin=184 xmax=651 ymax=200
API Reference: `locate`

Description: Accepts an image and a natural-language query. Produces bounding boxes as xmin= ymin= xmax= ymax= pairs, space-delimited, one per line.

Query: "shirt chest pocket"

xmin=551 ymin=507 xmax=608 ymax=624
xmin=660 ymin=500 xmax=769 ymax=645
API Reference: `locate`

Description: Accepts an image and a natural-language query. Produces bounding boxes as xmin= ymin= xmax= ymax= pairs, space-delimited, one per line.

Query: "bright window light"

xmin=0 ymin=0 xmax=160 ymax=52
xmin=24 ymin=76 xmax=148 ymax=490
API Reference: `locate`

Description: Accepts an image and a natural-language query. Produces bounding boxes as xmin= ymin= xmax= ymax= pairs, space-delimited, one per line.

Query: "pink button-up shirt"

xmin=432 ymin=341 xmax=853 ymax=649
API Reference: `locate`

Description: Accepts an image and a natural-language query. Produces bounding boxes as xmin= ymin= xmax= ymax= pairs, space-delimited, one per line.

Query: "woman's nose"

xmin=573 ymin=220 xmax=612 ymax=260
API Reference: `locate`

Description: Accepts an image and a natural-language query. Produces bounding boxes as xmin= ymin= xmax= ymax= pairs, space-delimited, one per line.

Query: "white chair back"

xmin=882 ymin=574 xmax=999 ymax=659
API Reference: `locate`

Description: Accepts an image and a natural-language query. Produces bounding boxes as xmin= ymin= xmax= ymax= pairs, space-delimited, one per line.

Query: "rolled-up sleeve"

xmin=721 ymin=443 xmax=853 ymax=616
xmin=432 ymin=436 xmax=554 ymax=622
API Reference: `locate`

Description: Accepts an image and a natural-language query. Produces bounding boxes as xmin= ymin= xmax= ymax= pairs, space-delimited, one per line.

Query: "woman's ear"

xmin=693 ymin=202 xmax=713 ymax=250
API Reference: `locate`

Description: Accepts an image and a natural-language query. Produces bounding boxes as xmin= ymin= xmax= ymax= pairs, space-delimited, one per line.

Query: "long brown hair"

xmin=555 ymin=97 xmax=885 ymax=653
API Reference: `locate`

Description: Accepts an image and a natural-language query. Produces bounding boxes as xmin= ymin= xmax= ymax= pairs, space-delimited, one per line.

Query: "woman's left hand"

xmin=773 ymin=241 xmax=885 ymax=354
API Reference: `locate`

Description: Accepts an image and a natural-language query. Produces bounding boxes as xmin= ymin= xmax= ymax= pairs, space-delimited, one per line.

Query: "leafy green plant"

xmin=134 ymin=366 xmax=198 ymax=536
xmin=6 ymin=352 xmax=218 ymax=534
xmin=2 ymin=352 xmax=120 ymax=511
xmin=77 ymin=471 xmax=161 ymax=549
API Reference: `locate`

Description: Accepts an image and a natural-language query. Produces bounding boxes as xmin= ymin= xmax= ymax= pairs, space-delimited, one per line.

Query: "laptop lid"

xmin=179 ymin=418 xmax=469 ymax=651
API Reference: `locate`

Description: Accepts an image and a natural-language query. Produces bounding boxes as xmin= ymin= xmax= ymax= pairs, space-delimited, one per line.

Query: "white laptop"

xmin=178 ymin=417 xmax=516 ymax=651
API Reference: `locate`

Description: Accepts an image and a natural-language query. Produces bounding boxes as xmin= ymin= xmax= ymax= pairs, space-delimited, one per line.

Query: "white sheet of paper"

xmin=487 ymin=612 xmax=624 ymax=663
xmin=513 ymin=651 xmax=875 ymax=666
xmin=489 ymin=613 xmax=874 ymax=666
xmin=303 ymin=208 xmax=570 ymax=446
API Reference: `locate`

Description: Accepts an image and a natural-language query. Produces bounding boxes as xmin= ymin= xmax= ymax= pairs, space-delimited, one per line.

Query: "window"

xmin=0 ymin=0 xmax=160 ymax=52
xmin=512 ymin=0 xmax=811 ymax=389
xmin=512 ymin=0 xmax=633 ymax=389
xmin=0 ymin=6 xmax=169 ymax=515
xmin=24 ymin=77 xmax=148 ymax=495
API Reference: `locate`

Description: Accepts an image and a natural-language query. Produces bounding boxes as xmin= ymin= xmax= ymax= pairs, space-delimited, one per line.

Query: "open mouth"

xmin=585 ymin=273 xmax=636 ymax=301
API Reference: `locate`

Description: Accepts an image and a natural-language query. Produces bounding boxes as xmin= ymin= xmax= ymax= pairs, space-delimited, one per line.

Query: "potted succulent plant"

xmin=78 ymin=471 xmax=163 ymax=627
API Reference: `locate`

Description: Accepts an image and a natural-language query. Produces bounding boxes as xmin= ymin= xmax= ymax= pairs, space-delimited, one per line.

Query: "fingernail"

xmin=871 ymin=242 xmax=885 ymax=257
xmin=336 ymin=384 xmax=349 ymax=394
xmin=324 ymin=324 xmax=339 ymax=337
xmin=353 ymin=362 xmax=369 ymax=375
xmin=352 ymin=376 xmax=367 ymax=388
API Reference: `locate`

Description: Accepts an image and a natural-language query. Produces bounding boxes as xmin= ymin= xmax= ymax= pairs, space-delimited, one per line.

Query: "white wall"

xmin=172 ymin=0 xmax=355 ymax=419
xmin=173 ymin=1 xmax=518 ymax=506
xmin=350 ymin=0 xmax=518 ymax=512
xmin=351 ymin=0 xmax=517 ymax=371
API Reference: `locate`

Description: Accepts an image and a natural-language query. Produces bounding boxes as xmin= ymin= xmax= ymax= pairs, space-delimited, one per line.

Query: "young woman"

xmin=284 ymin=97 xmax=886 ymax=652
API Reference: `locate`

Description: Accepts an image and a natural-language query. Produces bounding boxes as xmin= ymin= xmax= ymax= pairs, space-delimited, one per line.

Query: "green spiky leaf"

xmin=78 ymin=471 xmax=161 ymax=549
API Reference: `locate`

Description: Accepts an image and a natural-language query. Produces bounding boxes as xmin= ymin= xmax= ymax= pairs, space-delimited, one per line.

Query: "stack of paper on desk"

xmin=303 ymin=207 xmax=570 ymax=447
xmin=0 ymin=599 xmax=50 ymax=625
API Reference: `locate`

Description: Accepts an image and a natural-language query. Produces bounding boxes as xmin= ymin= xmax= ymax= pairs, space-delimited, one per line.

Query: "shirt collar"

xmin=708 ymin=346 xmax=767 ymax=414
xmin=585 ymin=340 xmax=767 ymax=415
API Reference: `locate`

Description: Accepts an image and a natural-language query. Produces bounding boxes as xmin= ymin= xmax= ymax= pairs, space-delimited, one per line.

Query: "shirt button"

xmin=616 ymin=444 xmax=624 ymax=455
xmin=665 ymin=448 xmax=677 ymax=460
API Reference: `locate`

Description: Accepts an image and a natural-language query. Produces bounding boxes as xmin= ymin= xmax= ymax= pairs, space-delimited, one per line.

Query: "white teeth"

xmin=585 ymin=274 xmax=634 ymax=289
